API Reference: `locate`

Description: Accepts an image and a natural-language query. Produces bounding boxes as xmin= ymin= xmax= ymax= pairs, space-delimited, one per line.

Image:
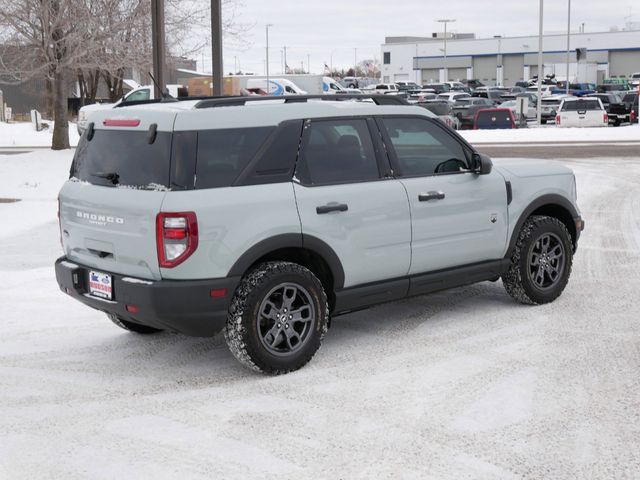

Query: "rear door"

xmin=377 ymin=116 xmax=508 ymax=275
xmin=60 ymin=118 xmax=176 ymax=280
xmin=293 ymin=118 xmax=411 ymax=288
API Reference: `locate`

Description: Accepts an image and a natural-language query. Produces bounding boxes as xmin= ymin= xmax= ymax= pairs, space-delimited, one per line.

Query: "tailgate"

xmin=60 ymin=182 xmax=167 ymax=279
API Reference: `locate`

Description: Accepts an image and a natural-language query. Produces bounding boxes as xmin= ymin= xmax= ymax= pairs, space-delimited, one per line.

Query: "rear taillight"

xmin=604 ymin=113 xmax=608 ymax=124
xmin=556 ymin=114 xmax=560 ymax=125
xmin=156 ymin=212 xmax=198 ymax=268
xmin=632 ymin=110 xmax=637 ymax=123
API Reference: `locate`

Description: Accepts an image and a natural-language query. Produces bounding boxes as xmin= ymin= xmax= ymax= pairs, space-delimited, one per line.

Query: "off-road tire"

xmin=224 ymin=261 xmax=329 ymax=375
xmin=502 ymin=215 xmax=573 ymax=305
xmin=107 ymin=314 xmax=164 ymax=334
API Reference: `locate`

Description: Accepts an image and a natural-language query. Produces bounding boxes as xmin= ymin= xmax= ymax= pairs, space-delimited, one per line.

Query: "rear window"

xmin=475 ymin=110 xmax=514 ymax=129
xmin=561 ymin=100 xmax=602 ymax=112
xmin=71 ymin=130 xmax=172 ymax=189
xmin=195 ymin=127 xmax=275 ymax=189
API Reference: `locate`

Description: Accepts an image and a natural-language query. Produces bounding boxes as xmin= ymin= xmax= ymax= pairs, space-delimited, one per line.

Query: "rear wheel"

xmin=502 ymin=215 xmax=573 ymax=305
xmin=107 ymin=314 xmax=164 ymax=334
xmin=224 ymin=261 xmax=329 ymax=375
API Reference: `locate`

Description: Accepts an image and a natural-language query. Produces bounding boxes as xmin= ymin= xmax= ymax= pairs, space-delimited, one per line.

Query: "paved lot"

xmin=1 ymin=152 xmax=639 ymax=479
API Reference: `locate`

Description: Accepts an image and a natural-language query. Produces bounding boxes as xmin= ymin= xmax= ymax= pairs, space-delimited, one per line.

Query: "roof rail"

xmin=194 ymin=94 xmax=409 ymax=109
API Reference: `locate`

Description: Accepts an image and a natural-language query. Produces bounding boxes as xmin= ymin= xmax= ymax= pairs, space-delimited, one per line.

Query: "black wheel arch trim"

xmin=227 ymin=233 xmax=346 ymax=289
xmin=507 ymin=194 xmax=580 ymax=256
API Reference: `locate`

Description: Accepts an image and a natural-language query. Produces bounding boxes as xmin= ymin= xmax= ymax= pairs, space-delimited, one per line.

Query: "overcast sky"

xmin=204 ymin=0 xmax=638 ymax=74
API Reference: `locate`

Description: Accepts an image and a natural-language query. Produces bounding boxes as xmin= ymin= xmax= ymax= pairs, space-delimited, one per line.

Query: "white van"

xmin=244 ymin=78 xmax=306 ymax=95
xmin=556 ymin=97 xmax=608 ymax=127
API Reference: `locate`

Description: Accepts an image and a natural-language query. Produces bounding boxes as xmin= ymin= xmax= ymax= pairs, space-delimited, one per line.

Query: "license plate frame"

xmin=88 ymin=270 xmax=113 ymax=300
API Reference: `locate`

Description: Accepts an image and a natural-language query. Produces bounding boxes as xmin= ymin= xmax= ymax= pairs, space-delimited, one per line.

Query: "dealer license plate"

xmin=88 ymin=270 xmax=112 ymax=300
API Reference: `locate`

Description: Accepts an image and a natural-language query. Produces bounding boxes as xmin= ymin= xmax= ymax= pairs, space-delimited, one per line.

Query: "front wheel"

xmin=224 ymin=262 xmax=329 ymax=375
xmin=502 ymin=215 xmax=573 ymax=305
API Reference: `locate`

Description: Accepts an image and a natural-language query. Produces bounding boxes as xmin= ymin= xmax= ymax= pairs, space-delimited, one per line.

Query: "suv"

xmin=55 ymin=95 xmax=584 ymax=374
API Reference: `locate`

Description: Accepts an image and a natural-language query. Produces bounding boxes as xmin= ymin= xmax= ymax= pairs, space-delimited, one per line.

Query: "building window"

xmin=383 ymin=52 xmax=391 ymax=64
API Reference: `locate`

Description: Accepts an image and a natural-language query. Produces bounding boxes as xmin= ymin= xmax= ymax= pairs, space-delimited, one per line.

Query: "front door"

xmin=293 ymin=118 xmax=411 ymax=288
xmin=377 ymin=116 xmax=509 ymax=275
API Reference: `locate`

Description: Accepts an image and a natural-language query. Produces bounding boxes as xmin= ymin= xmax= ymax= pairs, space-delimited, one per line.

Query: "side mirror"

xmin=473 ymin=152 xmax=493 ymax=175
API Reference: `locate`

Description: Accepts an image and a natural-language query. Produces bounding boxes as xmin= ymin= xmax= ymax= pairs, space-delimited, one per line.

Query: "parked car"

xmin=423 ymin=83 xmax=451 ymax=94
xmin=419 ymin=100 xmax=460 ymax=129
xmin=556 ymin=97 xmax=608 ymax=128
xmin=596 ymin=83 xmax=628 ymax=95
xmin=396 ymin=81 xmax=421 ymax=92
xmin=374 ymin=83 xmax=400 ymax=93
xmin=55 ymin=93 xmax=583 ymax=374
xmin=462 ymin=79 xmax=484 ymax=91
xmin=498 ymin=99 xmax=536 ymax=122
xmin=453 ymin=97 xmax=495 ymax=129
xmin=630 ymin=73 xmax=640 ymax=89
xmin=539 ymin=94 xmax=573 ymax=124
xmin=407 ymin=90 xmax=437 ymax=104
xmin=444 ymin=81 xmax=468 ymax=92
xmin=473 ymin=108 xmax=518 ymax=129
xmin=584 ymin=93 xmax=624 ymax=126
xmin=608 ymin=92 xmax=639 ymax=125
xmin=472 ymin=89 xmax=506 ymax=105
xmin=437 ymin=92 xmax=471 ymax=103
xmin=341 ymin=76 xmax=360 ymax=88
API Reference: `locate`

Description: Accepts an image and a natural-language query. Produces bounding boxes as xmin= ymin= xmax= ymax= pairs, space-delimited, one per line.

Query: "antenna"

xmin=148 ymin=72 xmax=177 ymax=102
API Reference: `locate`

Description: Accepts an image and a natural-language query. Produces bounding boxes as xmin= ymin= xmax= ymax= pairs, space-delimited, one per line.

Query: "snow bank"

xmin=460 ymin=124 xmax=640 ymax=144
xmin=0 ymin=121 xmax=80 ymax=147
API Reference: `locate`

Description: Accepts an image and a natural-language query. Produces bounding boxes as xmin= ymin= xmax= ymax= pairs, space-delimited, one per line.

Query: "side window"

xmin=381 ymin=117 xmax=470 ymax=176
xmin=298 ymin=119 xmax=380 ymax=185
xmin=195 ymin=127 xmax=274 ymax=189
xmin=123 ymin=88 xmax=150 ymax=103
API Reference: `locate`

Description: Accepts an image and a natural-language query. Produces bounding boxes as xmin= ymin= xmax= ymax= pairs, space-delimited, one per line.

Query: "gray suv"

xmin=55 ymin=95 xmax=584 ymax=374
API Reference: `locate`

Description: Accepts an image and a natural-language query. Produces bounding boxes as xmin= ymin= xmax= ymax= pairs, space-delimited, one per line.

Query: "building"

xmin=381 ymin=29 xmax=640 ymax=86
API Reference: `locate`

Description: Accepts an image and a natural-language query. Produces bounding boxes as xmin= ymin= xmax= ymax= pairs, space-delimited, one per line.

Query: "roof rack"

xmin=193 ymin=94 xmax=409 ymax=109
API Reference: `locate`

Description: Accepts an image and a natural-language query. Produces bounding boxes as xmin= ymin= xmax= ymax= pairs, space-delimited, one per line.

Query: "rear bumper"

xmin=55 ymin=257 xmax=240 ymax=337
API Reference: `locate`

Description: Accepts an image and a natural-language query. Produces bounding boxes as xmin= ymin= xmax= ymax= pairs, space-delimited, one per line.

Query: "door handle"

xmin=418 ymin=191 xmax=445 ymax=202
xmin=316 ymin=203 xmax=349 ymax=214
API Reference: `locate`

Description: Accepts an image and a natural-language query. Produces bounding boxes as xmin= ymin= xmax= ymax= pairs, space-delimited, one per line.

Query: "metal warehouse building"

xmin=381 ymin=29 xmax=640 ymax=86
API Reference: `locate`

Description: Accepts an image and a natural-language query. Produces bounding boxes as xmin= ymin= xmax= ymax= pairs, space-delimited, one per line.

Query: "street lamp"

xmin=537 ymin=0 xmax=544 ymax=125
xmin=265 ymin=24 xmax=273 ymax=92
xmin=494 ymin=35 xmax=502 ymax=86
xmin=437 ymin=19 xmax=456 ymax=83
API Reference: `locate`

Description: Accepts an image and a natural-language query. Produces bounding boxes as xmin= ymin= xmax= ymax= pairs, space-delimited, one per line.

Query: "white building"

xmin=381 ymin=29 xmax=640 ymax=86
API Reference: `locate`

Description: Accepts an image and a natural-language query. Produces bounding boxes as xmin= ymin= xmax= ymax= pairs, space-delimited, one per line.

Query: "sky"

xmin=198 ymin=0 xmax=639 ymax=75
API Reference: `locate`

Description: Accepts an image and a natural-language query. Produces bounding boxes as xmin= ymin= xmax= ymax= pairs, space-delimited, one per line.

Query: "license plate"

xmin=88 ymin=270 xmax=112 ymax=300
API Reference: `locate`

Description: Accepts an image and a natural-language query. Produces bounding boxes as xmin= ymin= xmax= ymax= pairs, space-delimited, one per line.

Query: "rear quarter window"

xmin=195 ymin=127 xmax=275 ymax=189
xmin=475 ymin=110 xmax=513 ymax=129
xmin=561 ymin=100 xmax=602 ymax=112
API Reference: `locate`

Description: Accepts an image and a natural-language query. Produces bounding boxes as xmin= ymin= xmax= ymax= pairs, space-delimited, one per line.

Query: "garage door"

xmin=609 ymin=51 xmax=640 ymax=77
xmin=503 ymin=55 xmax=525 ymax=86
xmin=421 ymin=69 xmax=440 ymax=84
xmin=447 ymin=68 xmax=467 ymax=82
xmin=473 ymin=56 xmax=498 ymax=85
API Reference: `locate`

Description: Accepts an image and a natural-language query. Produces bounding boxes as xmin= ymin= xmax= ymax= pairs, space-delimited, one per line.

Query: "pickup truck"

xmin=551 ymin=83 xmax=595 ymax=97
xmin=608 ymin=92 xmax=639 ymax=125
xmin=585 ymin=93 xmax=624 ymax=126
xmin=77 ymin=84 xmax=185 ymax=135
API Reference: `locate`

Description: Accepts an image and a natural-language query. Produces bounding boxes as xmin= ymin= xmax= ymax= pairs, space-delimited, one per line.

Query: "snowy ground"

xmin=1 ymin=149 xmax=640 ymax=479
xmin=459 ymin=123 xmax=640 ymax=144
xmin=0 ymin=121 xmax=80 ymax=148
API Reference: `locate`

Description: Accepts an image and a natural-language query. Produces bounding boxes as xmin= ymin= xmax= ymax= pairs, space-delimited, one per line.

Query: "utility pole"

xmin=266 ymin=24 xmax=273 ymax=93
xmin=151 ymin=0 xmax=166 ymax=98
xmin=494 ymin=35 xmax=503 ymax=86
xmin=565 ymin=0 xmax=572 ymax=94
xmin=283 ymin=46 xmax=288 ymax=73
xmin=307 ymin=54 xmax=311 ymax=74
xmin=210 ymin=0 xmax=223 ymax=96
xmin=354 ymin=48 xmax=357 ymax=75
xmin=437 ymin=19 xmax=456 ymax=83
xmin=537 ymin=0 xmax=544 ymax=125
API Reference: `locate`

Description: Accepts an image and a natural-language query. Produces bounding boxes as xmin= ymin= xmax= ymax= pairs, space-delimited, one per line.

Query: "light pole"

xmin=437 ymin=19 xmax=456 ymax=83
xmin=265 ymin=24 xmax=273 ymax=93
xmin=494 ymin=35 xmax=502 ymax=86
xmin=565 ymin=0 xmax=572 ymax=94
xmin=307 ymin=54 xmax=311 ymax=74
xmin=354 ymin=47 xmax=357 ymax=76
xmin=283 ymin=45 xmax=288 ymax=74
xmin=537 ymin=0 xmax=544 ymax=125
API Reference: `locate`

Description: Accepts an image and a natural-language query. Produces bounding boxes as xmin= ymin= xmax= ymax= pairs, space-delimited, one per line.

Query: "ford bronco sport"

xmin=55 ymin=95 xmax=584 ymax=374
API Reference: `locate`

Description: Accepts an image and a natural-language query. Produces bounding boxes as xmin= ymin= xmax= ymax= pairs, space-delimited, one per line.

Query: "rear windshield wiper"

xmin=91 ymin=172 xmax=120 ymax=185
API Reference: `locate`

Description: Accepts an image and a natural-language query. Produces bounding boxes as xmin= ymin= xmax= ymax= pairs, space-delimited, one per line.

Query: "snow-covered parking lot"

xmin=1 ymin=147 xmax=639 ymax=479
